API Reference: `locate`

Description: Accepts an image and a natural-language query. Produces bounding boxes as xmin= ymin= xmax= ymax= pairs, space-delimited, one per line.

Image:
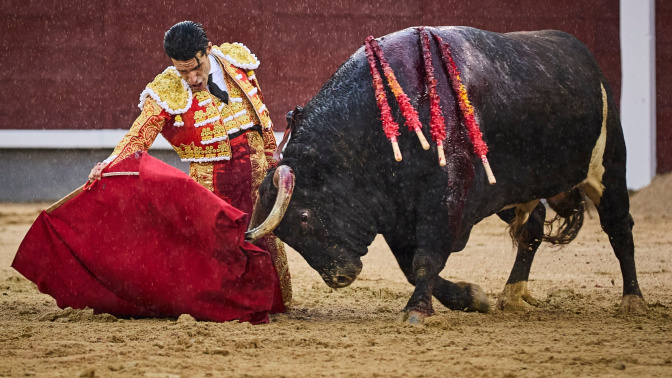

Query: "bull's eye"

xmin=299 ymin=212 xmax=309 ymax=224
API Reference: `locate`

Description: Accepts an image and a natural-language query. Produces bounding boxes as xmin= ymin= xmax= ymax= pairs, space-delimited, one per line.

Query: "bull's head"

xmin=257 ymin=166 xmax=376 ymax=288
xmin=255 ymin=106 xmax=380 ymax=288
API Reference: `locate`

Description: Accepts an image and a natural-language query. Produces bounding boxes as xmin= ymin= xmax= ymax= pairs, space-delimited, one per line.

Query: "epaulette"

xmin=212 ymin=42 xmax=260 ymax=70
xmin=138 ymin=67 xmax=193 ymax=115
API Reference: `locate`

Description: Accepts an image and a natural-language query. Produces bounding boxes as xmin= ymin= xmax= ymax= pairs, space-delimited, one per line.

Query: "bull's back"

xmin=432 ymin=27 xmax=609 ymax=211
xmin=308 ymin=26 xmax=616 ymax=223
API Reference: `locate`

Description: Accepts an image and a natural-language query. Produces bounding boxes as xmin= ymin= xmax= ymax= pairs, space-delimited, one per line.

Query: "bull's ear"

xmin=285 ymin=111 xmax=295 ymax=130
xmin=285 ymin=105 xmax=304 ymax=131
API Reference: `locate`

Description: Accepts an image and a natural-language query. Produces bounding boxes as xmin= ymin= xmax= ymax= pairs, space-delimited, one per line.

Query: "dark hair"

xmin=163 ymin=21 xmax=209 ymax=61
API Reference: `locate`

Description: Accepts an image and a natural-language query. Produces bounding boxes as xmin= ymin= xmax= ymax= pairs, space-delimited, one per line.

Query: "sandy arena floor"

xmin=1 ymin=174 xmax=671 ymax=377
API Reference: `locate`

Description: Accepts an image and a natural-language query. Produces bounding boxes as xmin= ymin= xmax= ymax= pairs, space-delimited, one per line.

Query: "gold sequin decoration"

xmin=248 ymin=130 xmax=292 ymax=306
xmin=222 ymin=67 xmax=259 ymax=128
xmin=213 ymin=123 xmax=227 ymax=140
xmin=146 ymin=69 xmax=189 ymax=112
xmin=216 ymin=142 xmax=230 ymax=156
xmin=224 ymin=64 xmax=271 ymax=129
xmin=110 ymin=98 xmax=166 ymax=165
xmin=262 ymin=129 xmax=279 ymax=167
xmin=218 ymin=105 xmax=239 ymax=135
xmin=201 ymin=127 xmax=214 ymax=141
xmin=174 ymin=141 xmax=231 ymax=162
xmin=217 ymin=43 xmax=259 ymax=68
xmin=195 ymin=91 xmax=211 ymax=104
xmin=194 ymin=105 xmax=219 ymax=126
xmin=200 ymin=121 xmax=227 ymax=144
xmin=247 ymin=131 xmax=266 ymax=204
xmin=264 ymin=234 xmax=293 ymax=307
xmin=188 ymin=162 xmax=214 ymax=192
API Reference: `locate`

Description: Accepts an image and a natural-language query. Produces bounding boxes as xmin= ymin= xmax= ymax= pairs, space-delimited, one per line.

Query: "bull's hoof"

xmin=616 ymin=294 xmax=647 ymax=316
xmin=496 ymin=281 xmax=539 ymax=312
xmin=395 ymin=310 xmax=429 ymax=325
xmin=457 ymin=282 xmax=490 ymax=313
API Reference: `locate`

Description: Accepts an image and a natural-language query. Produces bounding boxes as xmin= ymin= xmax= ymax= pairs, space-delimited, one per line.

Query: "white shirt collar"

xmin=208 ymin=54 xmax=228 ymax=94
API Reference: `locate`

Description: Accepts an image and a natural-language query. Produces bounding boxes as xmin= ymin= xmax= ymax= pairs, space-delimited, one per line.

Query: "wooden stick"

xmin=437 ymin=141 xmax=446 ymax=166
xmin=46 ymin=184 xmax=86 ymax=214
xmin=45 ymin=172 xmax=140 ymax=214
xmin=392 ymin=140 xmax=402 ymax=161
xmin=481 ymin=156 xmax=496 ymax=185
xmin=415 ymin=129 xmax=430 ymax=150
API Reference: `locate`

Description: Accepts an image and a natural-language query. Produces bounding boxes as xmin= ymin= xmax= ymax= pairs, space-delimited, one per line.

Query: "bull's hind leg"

xmin=582 ymin=86 xmax=646 ymax=314
xmin=495 ymin=202 xmax=545 ymax=311
xmin=581 ymin=83 xmax=646 ymax=315
xmin=583 ymin=162 xmax=646 ymax=315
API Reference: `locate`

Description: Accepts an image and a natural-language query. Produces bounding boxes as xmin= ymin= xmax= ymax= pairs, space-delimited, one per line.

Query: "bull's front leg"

xmin=385 ymin=220 xmax=489 ymax=324
xmin=399 ymin=247 xmax=448 ymax=323
xmin=398 ymin=248 xmax=489 ymax=323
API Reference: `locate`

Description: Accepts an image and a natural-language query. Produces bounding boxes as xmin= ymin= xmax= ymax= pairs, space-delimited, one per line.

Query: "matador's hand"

xmin=272 ymin=149 xmax=282 ymax=163
xmin=88 ymin=162 xmax=109 ymax=182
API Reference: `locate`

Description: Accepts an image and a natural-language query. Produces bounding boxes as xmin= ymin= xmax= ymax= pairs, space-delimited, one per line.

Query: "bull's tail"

xmin=509 ymin=82 xmax=605 ymax=248
xmin=543 ymin=187 xmax=586 ymax=245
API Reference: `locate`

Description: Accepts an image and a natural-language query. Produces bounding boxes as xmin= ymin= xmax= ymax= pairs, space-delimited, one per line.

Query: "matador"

xmin=89 ymin=21 xmax=292 ymax=306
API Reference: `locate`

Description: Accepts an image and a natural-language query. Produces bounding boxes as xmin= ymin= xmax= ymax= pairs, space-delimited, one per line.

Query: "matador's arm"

xmin=103 ymin=98 xmax=170 ymax=167
xmin=245 ymin=69 xmax=279 ymax=168
xmin=262 ymin=128 xmax=279 ymax=168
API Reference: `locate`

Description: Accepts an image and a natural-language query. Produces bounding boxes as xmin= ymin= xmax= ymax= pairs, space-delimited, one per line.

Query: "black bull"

xmin=257 ymin=26 xmax=646 ymax=321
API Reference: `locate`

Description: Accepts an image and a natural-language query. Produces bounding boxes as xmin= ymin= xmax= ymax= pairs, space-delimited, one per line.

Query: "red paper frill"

xmin=367 ymin=37 xmax=423 ymax=134
xmin=365 ymin=36 xmax=400 ymax=142
xmin=433 ymin=33 xmax=490 ymax=158
xmin=419 ymin=27 xmax=446 ymax=143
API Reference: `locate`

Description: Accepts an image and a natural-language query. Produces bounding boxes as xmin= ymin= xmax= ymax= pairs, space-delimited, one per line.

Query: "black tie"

xmin=207 ymin=74 xmax=229 ymax=104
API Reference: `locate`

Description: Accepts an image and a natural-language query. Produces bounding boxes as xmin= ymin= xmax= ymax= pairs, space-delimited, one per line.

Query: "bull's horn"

xmin=245 ymin=165 xmax=295 ymax=240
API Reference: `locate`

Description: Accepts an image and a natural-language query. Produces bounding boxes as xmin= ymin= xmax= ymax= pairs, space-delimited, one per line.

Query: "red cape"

xmin=12 ymin=152 xmax=284 ymax=324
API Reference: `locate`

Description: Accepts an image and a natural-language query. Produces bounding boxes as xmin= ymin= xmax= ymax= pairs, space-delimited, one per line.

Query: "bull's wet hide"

xmin=258 ymin=26 xmax=645 ymax=322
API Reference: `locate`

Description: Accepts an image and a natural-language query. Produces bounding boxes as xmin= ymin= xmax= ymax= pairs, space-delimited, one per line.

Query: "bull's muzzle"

xmin=322 ymin=260 xmax=363 ymax=289
xmin=327 ymin=274 xmax=357 ymax=288
xmin=245 ymin=165 xmax=295 ymax=240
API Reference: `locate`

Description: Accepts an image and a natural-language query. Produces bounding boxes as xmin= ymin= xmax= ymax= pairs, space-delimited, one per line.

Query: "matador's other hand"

xmin=88 ymin=162 xmax=109 ymax=182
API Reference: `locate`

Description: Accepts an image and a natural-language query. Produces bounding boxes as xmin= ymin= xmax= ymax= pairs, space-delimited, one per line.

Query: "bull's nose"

xmin=330 ymin=275 xmax=354 ymax=288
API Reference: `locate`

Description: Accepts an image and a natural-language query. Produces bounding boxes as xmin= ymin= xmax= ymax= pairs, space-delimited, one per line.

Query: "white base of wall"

xmin=0 ymin=149 xmax=188 ymax=202
xmin=0 ymin=130 xmax=286 ymax=149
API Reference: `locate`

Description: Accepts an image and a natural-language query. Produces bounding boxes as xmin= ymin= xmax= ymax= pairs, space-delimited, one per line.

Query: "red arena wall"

xmin=0 ymin=1 xmax=624 ymax=142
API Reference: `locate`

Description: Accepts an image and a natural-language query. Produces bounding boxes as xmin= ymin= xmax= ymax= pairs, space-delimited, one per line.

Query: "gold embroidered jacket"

xmin=106 ymin=43 xmax=277 ymax=167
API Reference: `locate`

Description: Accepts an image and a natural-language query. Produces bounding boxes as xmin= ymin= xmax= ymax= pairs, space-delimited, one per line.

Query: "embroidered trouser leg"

xmin=189 ymin=132 xmax=292 ymax=306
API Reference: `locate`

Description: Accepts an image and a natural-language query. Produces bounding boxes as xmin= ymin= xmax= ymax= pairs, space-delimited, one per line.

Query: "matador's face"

xmin=172 ymin=42 xmax=212 ymax=93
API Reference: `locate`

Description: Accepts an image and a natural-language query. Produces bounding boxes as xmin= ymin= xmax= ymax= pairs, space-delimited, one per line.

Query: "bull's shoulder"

xmin=212 ymin=42 xmax=260 ymax=70
xmin=138 ymin=67 xmax=192 ymax=115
